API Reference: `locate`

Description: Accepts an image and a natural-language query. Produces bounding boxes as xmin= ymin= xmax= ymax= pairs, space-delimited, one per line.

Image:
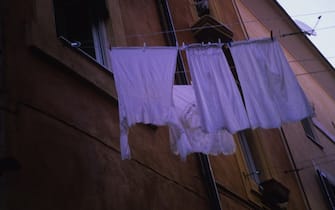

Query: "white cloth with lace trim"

xmin=170 ymin=85 xmax=236 ymax=160
xmin=110 ymin=47 xmax=184 ymax=159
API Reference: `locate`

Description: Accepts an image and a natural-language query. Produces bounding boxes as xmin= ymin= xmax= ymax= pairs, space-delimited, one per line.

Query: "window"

xmin=313 ymin=118 xmax=335 ymax=144
xmin=194 ymin=0 xmax=209 ymax=17
xmin=317 ymin=169 xmax=335 ymax=209
xmin=301 ymin=117 xmax=316 ymax=140
xmin=239 ymin=130 xmax=261 ymax=184
xmin=53 ymin=0 xmax=109 ymax=65
xmin=301 ymin=117 xmax=322 ymax=148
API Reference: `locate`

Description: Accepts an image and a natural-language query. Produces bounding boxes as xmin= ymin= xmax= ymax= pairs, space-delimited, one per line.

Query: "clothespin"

xmin=224 ymin=43 xmax=228 ymax=49
xmin=143 ymin=42 xmax=146 ymax=51
xmin=270 ymin=30 xmax=274 ymax=41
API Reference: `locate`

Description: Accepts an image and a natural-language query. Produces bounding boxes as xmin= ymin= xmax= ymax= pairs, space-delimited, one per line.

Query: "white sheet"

xmin=230 ymin=39 xmax=313 ymax=128
xmin=110 ymin=47 xmax=184 ymax=159
xmin=185 ymin=47 xmax=250 ymax=133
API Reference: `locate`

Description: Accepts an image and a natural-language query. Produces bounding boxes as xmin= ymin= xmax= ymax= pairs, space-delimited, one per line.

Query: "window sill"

xmin=26 ymin=22 xmax=118 ymax=101
xmin=58 ymin=36 xmax=110 ymax=72
xmin=313 ymin=118 xmax=335 ymax=145
xmin=242 ymin=174 xmax=267 ymax=207
xmin=307 ymin=135 xmax=324 ymax=150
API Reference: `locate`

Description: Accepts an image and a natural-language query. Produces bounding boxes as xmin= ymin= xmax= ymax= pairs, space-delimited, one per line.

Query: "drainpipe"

xmin=156 ymin=0 xmax=188 ymax=85
xmin=156 ymin=1 xmax=222 ymax=210
xmin=198 ymin=154 xmax=223 ymax=210
xmin=0 ymin=2 xmax=5 ymax=209
xmin=0 ymin=0 xmax=5 ymax=155
xmin=280 ymin=128 xmax=312 ymax=210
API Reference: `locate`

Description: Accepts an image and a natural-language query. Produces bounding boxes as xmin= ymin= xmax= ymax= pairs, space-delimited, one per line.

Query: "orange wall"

xmin=1 ymin=0 xmax=322 ymax=209
xmin=237 ymin=0 xmax=335 ymax=209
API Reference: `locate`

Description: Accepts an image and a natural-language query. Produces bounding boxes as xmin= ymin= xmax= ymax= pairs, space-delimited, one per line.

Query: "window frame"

xmin=193 ymin=0 xmax=209 ymax=17
xmin=317 ymin=169 xmax=335 ymax=209
xmin=27 ymin=0 xmax=117 ymax=99
xmin=52 ymin=0 xmax=110 ymax=68
xmin=301 ymin=117 xmax=317 ymax=141
xmin=301 ymin=117 xmax=323 ymax=149
xmin=235 ymin=131 xmax=265 ymax=207
xmin=312 ymin=118 xmax=335 ymax=144
xmin=238 ymin=131 xmax=261 ymax=184
xmin=91 ymin=20 xmax=110 ymax=67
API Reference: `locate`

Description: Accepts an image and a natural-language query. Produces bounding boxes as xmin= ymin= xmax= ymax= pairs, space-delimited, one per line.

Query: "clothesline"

xmin=110 ymin=38 xmax=313 ymax=160
xmin=111 ymin=18 xmax=335 ymax=41
xmin=79 ymin=45 xmax=335 ymax=63
xmin=112 ymin=37 xmax=281 ymax=51
xmin=174 ymin=68 xmax=333 ymax=77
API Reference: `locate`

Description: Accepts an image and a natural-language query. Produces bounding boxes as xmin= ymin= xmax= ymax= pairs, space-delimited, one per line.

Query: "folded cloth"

xmin=170 ymin=85 xmax=236 ymax=160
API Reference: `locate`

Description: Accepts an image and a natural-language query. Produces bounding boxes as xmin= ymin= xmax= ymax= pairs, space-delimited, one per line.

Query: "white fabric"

xmin=186 ymin=47 xmax=250 ymax=133
xmin=230 ymin=38 xmax=313 ymax=128
xmin=170 ymin=85 xmax=236 ymax=160
xmin=110 ymin=47 xmax=184 ymax=159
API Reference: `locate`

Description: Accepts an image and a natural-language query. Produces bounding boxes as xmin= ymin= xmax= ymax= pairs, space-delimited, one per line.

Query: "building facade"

xmin=1 ymin=0 xmax=335 ymax=209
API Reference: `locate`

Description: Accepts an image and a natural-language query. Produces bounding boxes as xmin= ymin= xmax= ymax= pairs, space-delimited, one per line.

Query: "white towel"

xmin=230 ymin=38 xmax=313 ymax=128
xmin=110 ymin=47 xmax=184 ymax=159
xmin=170 ymin=85 xmax=236 ymax=160
xmin=186 ymin=47 xmax=250 ymax=133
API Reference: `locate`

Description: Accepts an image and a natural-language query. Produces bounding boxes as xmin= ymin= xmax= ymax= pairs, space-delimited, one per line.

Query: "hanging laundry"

xmin=230 ymin=38 xmax=313 ymax=128
xmin=110 ymin=47 xmax=184 ymax=159
xmin=185 ymin=46 xmax=250 ymax=133
xmin=170 ymin=85 xmax=236 ymax=160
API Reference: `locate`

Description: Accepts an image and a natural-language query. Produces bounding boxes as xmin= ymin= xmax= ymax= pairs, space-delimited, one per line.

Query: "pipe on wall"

xmin=280 ymin=128 xmax=312 ymax=210
xmin=156 ymin=0 xmax=189 ymax=85
xmin=156 ymin=1 xmax=222 ymax=209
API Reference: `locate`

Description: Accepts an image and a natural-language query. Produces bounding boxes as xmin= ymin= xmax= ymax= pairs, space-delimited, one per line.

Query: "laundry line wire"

xmin=294 ymin=69 xmax=332 ymax=76
xmin=111 ymin=22 xmax=335 ymax=42
xmin=236 ymin=132 xmax=335 ymax=176
xmin=81 ymin=44 xmax=335 ymax=66
xmin=251 ymin=156 xmax=335 ymax=178
xmin=76 ymin=22 xmax=335 ymax=51
xmin=111 ymin=18 xmax=335 ymax=42
xmin=287 ymin=56 xmax=335 ymax=63
xmin=78 ymin=44 xmax=335 ymax=77
xmin=174 ymin=68 xmax=333 ymax=77
xmin=74 ymin=22 xmax=335 ymax=47
xmin=292 ymin=9 xmax=335 ymax=18
xmin=66 ymin=8 xmax=335 ymax=45
xmin=107 ymin=7 xmax=335 ymax=40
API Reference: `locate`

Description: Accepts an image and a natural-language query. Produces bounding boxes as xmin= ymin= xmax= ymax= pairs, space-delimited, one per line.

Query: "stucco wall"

xmin=2 ymin=0 xmax=329 ymax=209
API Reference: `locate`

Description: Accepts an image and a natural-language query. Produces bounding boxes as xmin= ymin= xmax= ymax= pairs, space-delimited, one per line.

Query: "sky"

xmin=277 ymin=0 xmax=335 ymax=68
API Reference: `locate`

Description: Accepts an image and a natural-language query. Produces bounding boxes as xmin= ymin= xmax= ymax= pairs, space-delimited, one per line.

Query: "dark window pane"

xmin=301 ymin=118 xmax=316 ymax=140
xmin=53 ymin=0 xmax=96 ymax=58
